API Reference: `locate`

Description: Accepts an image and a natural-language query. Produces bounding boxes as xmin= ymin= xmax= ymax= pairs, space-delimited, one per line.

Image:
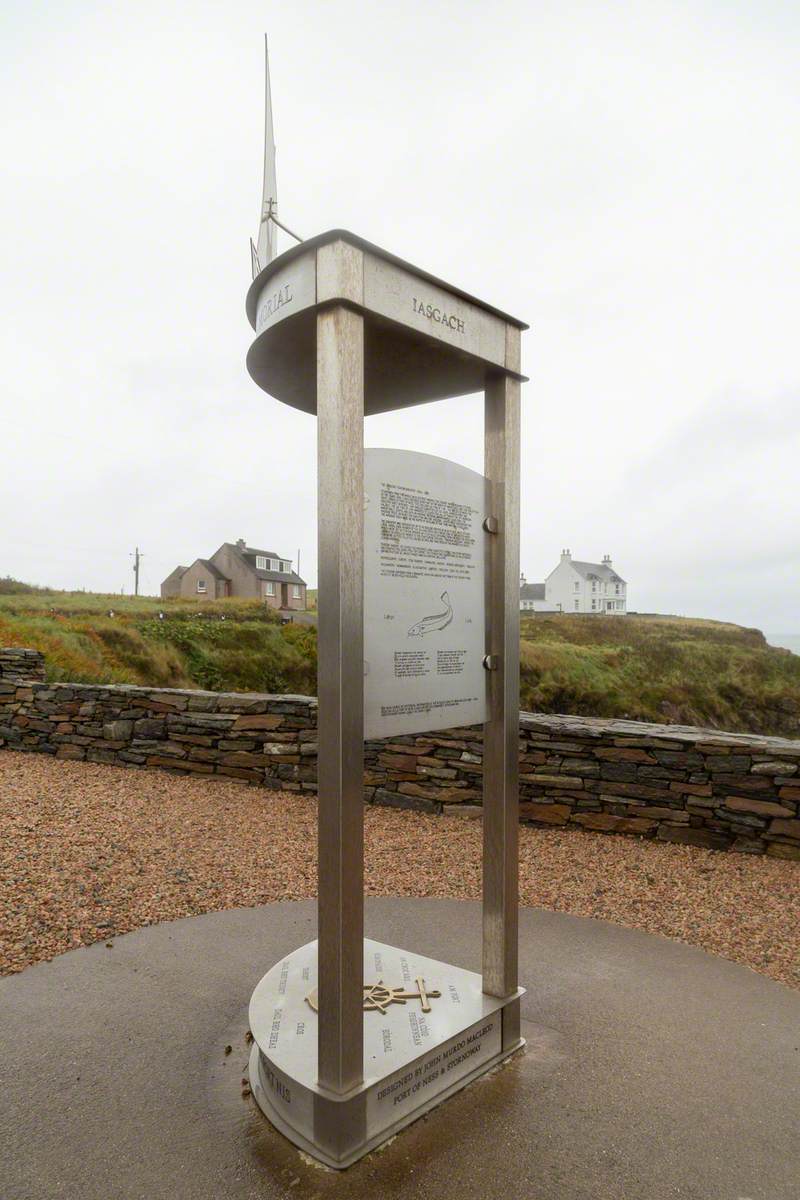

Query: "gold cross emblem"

xmin=363 ymin=978 xmax=441 ymax=1013
xmin=306 ymin=977 xmax=441 ymax=1014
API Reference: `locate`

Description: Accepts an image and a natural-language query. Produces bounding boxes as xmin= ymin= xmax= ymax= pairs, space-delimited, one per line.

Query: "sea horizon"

xmin=766 ymin=633 xmax=800 ymax=655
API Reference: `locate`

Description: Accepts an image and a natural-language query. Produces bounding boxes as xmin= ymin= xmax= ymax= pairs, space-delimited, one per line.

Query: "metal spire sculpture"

xmin=250 ymin=37 xmax=303 ymax=280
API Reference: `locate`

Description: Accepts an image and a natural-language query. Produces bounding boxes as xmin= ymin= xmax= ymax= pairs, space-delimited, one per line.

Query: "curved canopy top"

xmin=245 ymin=229 xmax=528 ymax=417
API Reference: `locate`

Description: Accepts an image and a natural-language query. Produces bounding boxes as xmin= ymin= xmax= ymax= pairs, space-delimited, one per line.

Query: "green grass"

xmin=519 ymin=614 xmax=800 ymax=736
xmin=0 ymin=583 xmax=797 ymax=736
xmin=0 ymin=587 xmax=317 ymax=694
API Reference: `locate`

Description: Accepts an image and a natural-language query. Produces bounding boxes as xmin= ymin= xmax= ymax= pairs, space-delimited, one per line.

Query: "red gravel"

xmin=1 ymin=751 xmax=798 ymax=989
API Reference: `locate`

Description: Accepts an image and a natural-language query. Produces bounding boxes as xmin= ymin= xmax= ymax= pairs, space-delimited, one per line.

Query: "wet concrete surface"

xmin=2 ymin=898 xmax=798 ymax=1200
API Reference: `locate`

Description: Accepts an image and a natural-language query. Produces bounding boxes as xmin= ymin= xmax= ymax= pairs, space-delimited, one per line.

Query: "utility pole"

xmin=130 ymin=547 xmax=143 ymax=596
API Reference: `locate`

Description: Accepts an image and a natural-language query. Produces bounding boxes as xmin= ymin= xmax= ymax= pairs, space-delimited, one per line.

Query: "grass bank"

xmin=0 ymin=587 xmax=316 ymax=695
xmin=0 ymin=583 xmax=797 ymax=736
xmin=520 ymin=613 xmax=800 ymax=736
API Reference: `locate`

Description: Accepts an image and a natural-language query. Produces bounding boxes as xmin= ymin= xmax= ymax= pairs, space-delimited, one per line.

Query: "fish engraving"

xmin=407 ymin=592 xmax=453 ymax=637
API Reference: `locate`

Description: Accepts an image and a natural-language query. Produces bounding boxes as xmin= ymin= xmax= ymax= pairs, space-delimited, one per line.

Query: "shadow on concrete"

xmin=2 ymin=899 xmax=798 ymax=1200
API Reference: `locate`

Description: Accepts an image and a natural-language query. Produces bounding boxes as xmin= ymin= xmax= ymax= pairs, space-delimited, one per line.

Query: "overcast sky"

xmin=2 ymin=1 xmax=798 ymax=631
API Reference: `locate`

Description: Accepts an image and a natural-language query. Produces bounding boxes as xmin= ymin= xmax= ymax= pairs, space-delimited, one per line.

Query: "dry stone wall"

xmin=1 ymin=649 xmax=798 ymax=858
xmin=0 ymin=648 xmax=46 ymax=685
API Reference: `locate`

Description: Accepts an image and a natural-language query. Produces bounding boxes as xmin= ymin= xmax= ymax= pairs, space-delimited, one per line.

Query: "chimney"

xmin=236 ymin=538 xmax=246 ymax=551
xmin=602 ymin=554 xmax=612 ymax=565
xmin=561 ymin=548 xmax=571 ymax=561
xmin=520 ymin=572 xmax=526 ymax=586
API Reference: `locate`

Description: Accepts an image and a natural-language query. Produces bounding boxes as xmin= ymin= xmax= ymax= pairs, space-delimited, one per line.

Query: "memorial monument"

xmin=244 ymin=40 xmax=528 ymax=1168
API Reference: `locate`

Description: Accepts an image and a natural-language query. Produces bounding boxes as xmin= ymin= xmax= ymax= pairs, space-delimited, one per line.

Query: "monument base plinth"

xmin=248 ymin=939 xmax=524 ymax=1169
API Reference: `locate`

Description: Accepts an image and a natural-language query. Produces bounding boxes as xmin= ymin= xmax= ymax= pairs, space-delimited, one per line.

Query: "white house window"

xmin=280 ymin=561 xmax=289 ymax=573
xmin=196 ymin=579 xmax=206 ymax=593
xmin=574 ymin=582 xmax=579 ymax=592
xmin=591 ymin=599 xmax=596 ymax=610
xmin=292 ymin=584 xmax=301 ymax=599
xmin=256 ymin=555 xmax=267 ymax=570
xmin=592 ymin=582 xmax=596 ymax=591
xmin=265 ymin=582 xmax=275 ymax=596
xmin=615 ymin=584 xmax=620 ymax=594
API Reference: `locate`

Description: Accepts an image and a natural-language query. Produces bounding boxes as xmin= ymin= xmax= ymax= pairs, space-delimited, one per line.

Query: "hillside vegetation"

xmin=0 ymin=582 xmax=797 ymax=737
xmin=0 ymin=586 xmax=316 ymax=696
xmin=520 ymin=613 xmax=800 ymax=736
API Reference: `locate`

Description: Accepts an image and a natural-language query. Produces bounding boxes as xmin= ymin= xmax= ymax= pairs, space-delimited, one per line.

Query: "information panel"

xmin=364 ymin=448 xmax=487 ymax=739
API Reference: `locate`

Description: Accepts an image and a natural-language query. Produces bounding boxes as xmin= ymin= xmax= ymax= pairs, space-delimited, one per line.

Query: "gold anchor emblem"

xmin=306 ymin=977 xmax=441 ymax=1014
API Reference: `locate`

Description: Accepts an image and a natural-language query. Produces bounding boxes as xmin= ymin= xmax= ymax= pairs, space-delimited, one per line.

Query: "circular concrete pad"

xmin=2 ymin=899 xmax=798 ymax=1200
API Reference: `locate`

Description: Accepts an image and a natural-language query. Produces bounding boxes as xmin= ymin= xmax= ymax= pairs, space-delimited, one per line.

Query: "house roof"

xmin=240 ymin=545 xmax=282 ymax=560
xmin=569 ymin=560 xmax=626 ymax=585
xmin=256 ymin=569 xmax=306 ymax=585
xmin=193 ymin=558 xmax=229 ymax=581
xmin=520 ymin=582 xmax=546 ymax=600
xmin=223 ymin=543 xmax=306 ymax=586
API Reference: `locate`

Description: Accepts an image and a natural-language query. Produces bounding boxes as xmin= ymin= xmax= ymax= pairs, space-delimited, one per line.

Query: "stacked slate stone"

xmin=0 ymin=648 xmax=45 ymax=685
xmin=361 ymin=714 xmax=799 ymax=858
xmin=0 ymin=649 xmax=798 ymax=858
xmin=514 ymin=713 xmax=800 ymax=859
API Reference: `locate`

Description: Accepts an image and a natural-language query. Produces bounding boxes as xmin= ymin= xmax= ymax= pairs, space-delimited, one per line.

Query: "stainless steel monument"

xmin=244 ymin=45 xmax=528 ymax=1169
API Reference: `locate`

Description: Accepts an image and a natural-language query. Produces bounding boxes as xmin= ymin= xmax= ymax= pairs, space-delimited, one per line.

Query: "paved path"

xmin=2 ymin=899 xmax=798 ymax=1200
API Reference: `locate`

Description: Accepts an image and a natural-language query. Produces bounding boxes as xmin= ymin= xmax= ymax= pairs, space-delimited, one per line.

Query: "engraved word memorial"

xmin=245 ymin=227 xmax=527 ymax=1167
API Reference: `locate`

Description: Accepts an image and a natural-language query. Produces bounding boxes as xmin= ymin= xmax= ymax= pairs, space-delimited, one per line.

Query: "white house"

xmin=544 ymin=550 xmax=627 ymax=614
xmin=519 ymin=575 xmax=555 ymax=612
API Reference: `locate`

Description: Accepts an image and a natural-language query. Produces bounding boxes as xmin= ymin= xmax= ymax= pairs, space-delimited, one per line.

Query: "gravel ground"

xmin=1 ymin=750 xmax=798 ymax=989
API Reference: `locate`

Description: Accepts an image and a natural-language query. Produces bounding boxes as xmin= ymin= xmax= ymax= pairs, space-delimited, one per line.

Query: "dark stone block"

xmin=373 ymin=787 xmax=439 ymax=814
xmin=657 ymin=826 xmax=733 ymax=851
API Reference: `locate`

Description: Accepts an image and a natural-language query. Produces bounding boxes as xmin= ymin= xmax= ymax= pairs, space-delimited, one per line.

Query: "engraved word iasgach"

xmin=412 ymin=297 xmax=465 ymax=334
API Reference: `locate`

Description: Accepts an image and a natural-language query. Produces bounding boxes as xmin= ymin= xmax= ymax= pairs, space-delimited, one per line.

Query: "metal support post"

xmin=482 ymin=367 xmax=521 ymax=1044
xmin=316 ymin=305 xmax=365 ymax=1093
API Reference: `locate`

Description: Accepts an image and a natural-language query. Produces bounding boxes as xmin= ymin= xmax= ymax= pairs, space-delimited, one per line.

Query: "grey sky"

xmin=2 ymin=1 xmax=798 ymax=630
